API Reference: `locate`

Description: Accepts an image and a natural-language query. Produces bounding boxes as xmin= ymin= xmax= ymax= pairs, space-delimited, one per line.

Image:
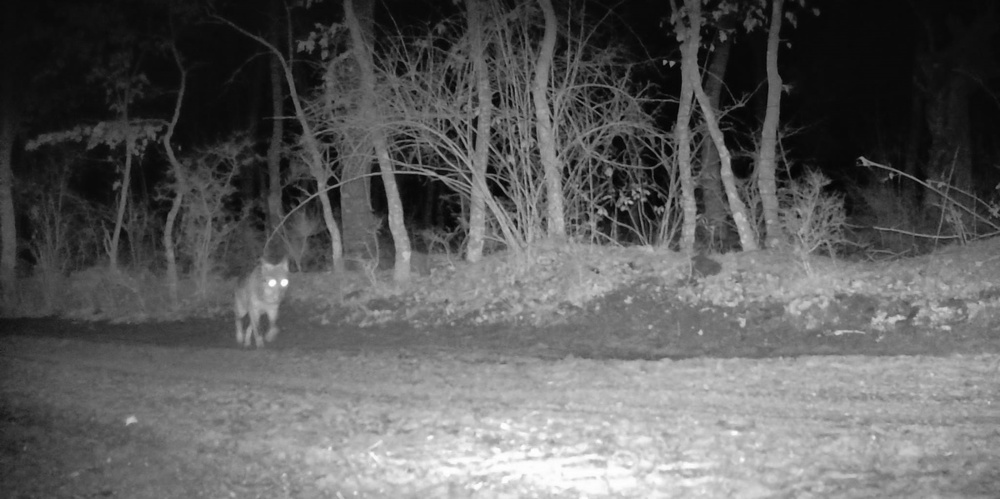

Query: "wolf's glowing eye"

xmin=280 ymin=279 xmax=289 ymax=287
xmin=268 ymin=279 xmax=278 ymax=287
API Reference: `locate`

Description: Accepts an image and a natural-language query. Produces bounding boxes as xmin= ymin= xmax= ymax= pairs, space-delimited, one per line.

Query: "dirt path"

xmin=3 ymin=330 xmax=999 ymax=498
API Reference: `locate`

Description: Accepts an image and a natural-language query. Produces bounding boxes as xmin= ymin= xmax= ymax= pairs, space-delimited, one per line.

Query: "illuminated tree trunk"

xmin=677 ymin=0 xmax=757 ymax=251
xmin=465 ymin=0 xmax=494 ymax=262
xmin=344 ymin=0 xmax=411 ymax=282
xmin=162 ymin=41 xmax=188 ymax=308
xmin=534 ymin=0 xmax=565 ymax=240
xmin=109 ymin=105 xmax=133 ymax=271
xmin=698 ymin=23 xmax=733 ymax=249
xmin=673 ymin=0 xmax=699 ymax=253
xmin=756 ymin=0 xmax=785 ymax=249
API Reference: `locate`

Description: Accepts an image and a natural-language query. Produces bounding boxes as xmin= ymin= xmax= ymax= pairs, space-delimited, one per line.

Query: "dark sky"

xmin=9 ymin=0 xmax=999 ymax=185
xmin=789 ymin=0 xmax=916 ymax=169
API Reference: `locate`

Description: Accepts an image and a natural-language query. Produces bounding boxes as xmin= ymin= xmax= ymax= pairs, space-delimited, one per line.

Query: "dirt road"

xmin=3 ymin=325 xmax=999 ymax=498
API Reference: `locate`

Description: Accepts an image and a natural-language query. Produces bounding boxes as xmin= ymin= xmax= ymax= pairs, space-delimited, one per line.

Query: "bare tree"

xmin=162 ymin=39 xmax=188 ymax=308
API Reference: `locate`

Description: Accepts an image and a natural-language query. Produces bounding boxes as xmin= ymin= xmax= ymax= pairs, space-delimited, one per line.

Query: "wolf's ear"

xmin=276 ymin=258 xmax=289 ymax=271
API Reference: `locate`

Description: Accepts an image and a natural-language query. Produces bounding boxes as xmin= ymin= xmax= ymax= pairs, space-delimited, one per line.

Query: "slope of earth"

xmin=9 ymin=239 xmax=1000 ymax=360
xmin=2 ymin=336 xmax=999 ymax=498
xmin=268 ymin=238 xmax=1000 ymax=359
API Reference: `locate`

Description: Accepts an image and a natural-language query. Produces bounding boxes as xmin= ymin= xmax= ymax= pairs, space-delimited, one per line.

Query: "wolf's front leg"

xmin=246 ymin=313 xmax=264 ymax=348
xmin=264 ymin=308 xmax=280 ymax=343
xmin=235 ymin=318 xmax=244 ymax=345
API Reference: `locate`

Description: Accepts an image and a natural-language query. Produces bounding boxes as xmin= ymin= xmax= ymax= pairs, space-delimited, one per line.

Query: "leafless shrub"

xmin=778 ymin=170 xmax=847 ymax=270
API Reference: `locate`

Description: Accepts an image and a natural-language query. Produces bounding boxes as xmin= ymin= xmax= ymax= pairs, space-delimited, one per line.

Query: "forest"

xmin=1 ymin=0 xmax=998 ymax=320
xmin=4 ymin=2 xmax=1000 ymax=495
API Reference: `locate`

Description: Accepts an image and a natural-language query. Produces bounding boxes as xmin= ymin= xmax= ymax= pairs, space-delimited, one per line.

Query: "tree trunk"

xmin=901 ymin=66 xmax=924 ymax=207
xmin=0 ymin=51 xmax=16 ymax=307
xmin=109 ymin=105 xmax=133 ymax=271
xmin=344 ymin=0 xmax=411 ymax=282
xmin=673 ymin=0 xmax=700 ymax=253
xmin=338 ymin=0 xmax=378 ymax=259
xmin=698 ymin=23 xmax=733 ymax=249
xmin=676 ymin=0 xmax=756 ymax=252
xmin=266 ymin=0 xmax=285 ymax=231
xmin=533 ymin=0 xmax=565 ymax=241
xmin=219 ymin=15 xmax=345 ymax=274
xmin=162 ymin=41 xmax=189 ymax=309
xmin=924 ymin=74 xmax=973 ymax=214
xmin=756 ymin=0 xmax=784 ymax=249
xmin=911 ymin=1 xmax=994 ymax=226
xmin=691 ymin=72 xmax=758 ymax=251
xmin=465 ymin=0 xmax=494 ymax=263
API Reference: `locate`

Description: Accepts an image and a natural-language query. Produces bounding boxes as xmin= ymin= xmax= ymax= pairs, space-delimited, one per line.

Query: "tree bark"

xmin=675 ymin=0 xmax=756 ymax=252
xmin=924 ymin=74 xmax=973 ymax=213
xmin=465 ymin=0 xmax=494 ymax=262
xmin=109 ymin=102 xmax=133 ymax=271
xmin=917 ymin=1 xmax=995 ymax=217
xmin=691 ymin=72 xmax=758 ymax=251
xmin=533 ymin=0 xmax=565 ymax=241
xmin=162 ymin=41 xmax=189 ymax=309
xmin=756 ymin=0 xmax=785 ymax=249
xmin=0 ymin=50 xmax=17 ymax=307
xmin=344 ymin=0 xmax=411 ymax=282
xmin=338 ymin=0 xmax=378 ymax=259
xmin=673 ymin=0 xmax=700 ymax=253
xmin=266 ymin=0 xmax=285 ymax=231
xmin=698 ymin=23 xmax=733 ymax=249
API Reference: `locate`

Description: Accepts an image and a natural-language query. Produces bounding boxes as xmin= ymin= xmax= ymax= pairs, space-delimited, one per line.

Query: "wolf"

xmin=234 ymin=258 xmax=289 ymax=348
